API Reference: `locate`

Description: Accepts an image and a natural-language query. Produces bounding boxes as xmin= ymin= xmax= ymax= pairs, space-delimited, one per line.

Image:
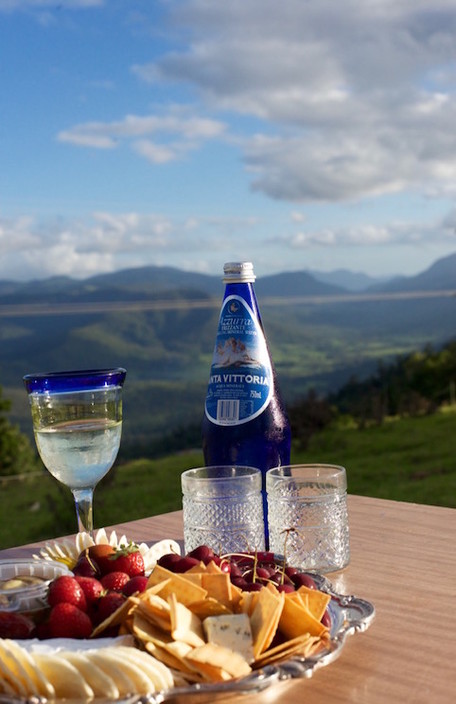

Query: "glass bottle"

xmin=201 ymin=262 xmax=291 ymax=544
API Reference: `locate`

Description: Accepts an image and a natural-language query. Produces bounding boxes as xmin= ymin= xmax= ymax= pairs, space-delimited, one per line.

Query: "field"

xmin=1 ymin=408 xmax=455 ymax=550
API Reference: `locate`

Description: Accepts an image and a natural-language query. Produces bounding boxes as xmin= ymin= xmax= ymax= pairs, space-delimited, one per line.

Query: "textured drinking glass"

xmin=266 ymin=464 xmax=350 ymax=573
xmin=23 ymin=368 xmax=126 ymax=536
xmin=181 ymin=465 xmax=265 ymax=554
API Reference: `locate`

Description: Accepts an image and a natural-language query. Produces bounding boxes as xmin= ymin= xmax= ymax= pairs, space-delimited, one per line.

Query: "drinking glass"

xmin=23 ymin=368 xmax=126 ymax=536
xmin=266 ymin=464 xmax=350 ymax=573
xmin=181 ymin=465 xmax=265 ymax=554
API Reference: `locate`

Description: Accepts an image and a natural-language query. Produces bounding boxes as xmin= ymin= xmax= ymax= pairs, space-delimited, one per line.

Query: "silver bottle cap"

xmin=223 ymin=262 xmax=256 ymax=283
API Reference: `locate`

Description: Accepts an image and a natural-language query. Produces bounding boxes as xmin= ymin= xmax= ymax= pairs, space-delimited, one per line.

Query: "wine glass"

xmin=23 ymin=368 xmax=126 ymax=536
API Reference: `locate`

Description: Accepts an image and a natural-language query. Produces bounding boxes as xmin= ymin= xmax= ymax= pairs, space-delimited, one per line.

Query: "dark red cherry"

xmin=292 ymin=573 xmax=317 ymax=589
xmin=73 ymin=555 xmax=99 ymax=578
xmin=243 ymin=582 xmax=263 ymax=592
xmin=174 ymin=556 xmax=200 ymax=573
xmin=157 ymin=553 xmax=181 ymax=571
xmin=188 ymin=545 xmax=215 ymax=565
xmin=321 ymin=609 xmax=331 ymax=628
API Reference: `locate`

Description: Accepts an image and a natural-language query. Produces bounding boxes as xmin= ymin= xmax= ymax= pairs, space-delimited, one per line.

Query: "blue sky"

xmin=1 ymin=0 xmax=456 ymax=282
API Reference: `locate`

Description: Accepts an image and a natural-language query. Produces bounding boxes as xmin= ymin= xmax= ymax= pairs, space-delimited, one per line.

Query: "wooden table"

xmin=1 ymin=494 xmax=455 ymax=703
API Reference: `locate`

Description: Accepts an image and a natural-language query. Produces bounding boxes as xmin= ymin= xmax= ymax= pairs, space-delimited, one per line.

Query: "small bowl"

xmin=0 ymin=558 xmax=71 ymax=617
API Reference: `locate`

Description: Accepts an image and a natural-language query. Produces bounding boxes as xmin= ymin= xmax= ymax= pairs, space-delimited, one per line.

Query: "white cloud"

xmin=274 ymin=218 xmax=456 ymax=250
xmin=57 ymin=110 xmax=227 ymax=163
xmin=132 ymin=0 xmax=456 ymax=202
xmin=0 ymin=211 xmax=263 ymax=280
xmin=2 ymin=206 xmax=455 ymax=282
xmin=0 ymin=216 xmax=40 ymax=253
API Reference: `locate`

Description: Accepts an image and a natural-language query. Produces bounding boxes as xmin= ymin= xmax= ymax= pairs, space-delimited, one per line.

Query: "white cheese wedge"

xmin=203 ymin=613 xmax=254 ymax=664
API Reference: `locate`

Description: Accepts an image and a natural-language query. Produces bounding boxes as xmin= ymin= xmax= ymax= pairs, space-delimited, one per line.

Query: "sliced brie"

xmin=203 ymin=613 xmax=254 ymax=663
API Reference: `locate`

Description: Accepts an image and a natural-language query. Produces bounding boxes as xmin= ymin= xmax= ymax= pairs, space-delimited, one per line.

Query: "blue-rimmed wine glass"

xmin=23 ymin=368 xmax=126 ymax=536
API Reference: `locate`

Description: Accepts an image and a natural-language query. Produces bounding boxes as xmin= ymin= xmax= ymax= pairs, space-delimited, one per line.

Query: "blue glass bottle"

xmin=202 ymin=262 xmax=291 ymax=545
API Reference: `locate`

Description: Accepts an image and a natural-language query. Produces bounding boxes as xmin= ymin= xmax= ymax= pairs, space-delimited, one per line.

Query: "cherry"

xmin=157 ymin=553 xmax=181 ymax=571
xmin=247 ymin=551 xmax=275 ymax=562
xmin=243 ymin=569 xmax=256 ymax=584
xmin=321 ymin=609 xmax=331 ymax=628
xmin=73 ymin=554 xmax=99 ymax=578
xmin=231 ymin=577 xmax=249 ymax=591
xmin=277 ymin=583 xmax=295 ymax=593
xmin=229 ymin=562 xmax=243 ymax=578
xmin=188 ymin=545 xmax=215 ymax=565
xmin=292 ymin=573 xmax=317 ymax=590
xmin=173 ymin=556 xmax=200 ymax=573
xmin=256 ymin=567 xmax=272 ymax=580
xmin=243 ymin=582 xmax=263 ymax=592
xmin=268 ymin=571 xmax=283 ymax=586
xmin=219 ymin=559 xmax=231 ymax=574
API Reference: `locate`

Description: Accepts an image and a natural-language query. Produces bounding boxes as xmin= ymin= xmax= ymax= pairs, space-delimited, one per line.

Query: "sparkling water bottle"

xmin=201 ymin=262 xmax=291 ymax=545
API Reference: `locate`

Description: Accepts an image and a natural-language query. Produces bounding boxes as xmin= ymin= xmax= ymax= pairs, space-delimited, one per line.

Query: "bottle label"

xmin=205 ymin=295 xmax=273 ymax=426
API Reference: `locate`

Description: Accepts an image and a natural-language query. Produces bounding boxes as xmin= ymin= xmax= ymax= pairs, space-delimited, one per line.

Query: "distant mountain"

xmin=308 ymin=268 xmax=391 ymax=292
xmin=0 ymin=267 xmax=221 ymax=304
xmin=369 ymin=252 xmax=456 ymax=293
xmin=256 ymin=270 xmax=345 ymax=297
xmin=0 ymin=265 xmax=344 ymax=304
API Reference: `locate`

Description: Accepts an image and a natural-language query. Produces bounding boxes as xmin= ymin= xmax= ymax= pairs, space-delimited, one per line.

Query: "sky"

xmin=1 ymin=0 xmax=456 ymax=282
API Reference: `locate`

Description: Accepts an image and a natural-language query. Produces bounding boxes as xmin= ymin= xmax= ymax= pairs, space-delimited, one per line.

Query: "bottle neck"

xmin=223 ymin=280 xmax=261 ymax=320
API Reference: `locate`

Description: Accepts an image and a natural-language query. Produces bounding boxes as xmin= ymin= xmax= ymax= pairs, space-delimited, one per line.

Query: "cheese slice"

xmin=203 ymin=613 xmax=254 ymax=663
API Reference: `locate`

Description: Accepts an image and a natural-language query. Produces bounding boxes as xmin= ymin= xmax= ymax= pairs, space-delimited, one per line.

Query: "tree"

xmin=290 ymin=389 xmax=337 ymax=449
xmin=0 ymin=384 xmax=38 ymax=476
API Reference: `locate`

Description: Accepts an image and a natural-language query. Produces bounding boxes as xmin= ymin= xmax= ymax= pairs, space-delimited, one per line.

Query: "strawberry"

xmin=74 ymin=576 xmax=104 ymax=605
xmin=122 ymin=574 xmax=148 ymax=597
xmin=92 ymin=591 xmax=126 ymax=626
xmin=47 ymin=575 xmax=87 ymax=612
xmin=0 ymin=611 xmax=35 ymax=639
xmin=103 ymin=544 xmax=145 ymax=577
xmin=100 ymin=571 xmax=130 ymax=592
xmin=48 ymin=603 xmax=93 ymax=639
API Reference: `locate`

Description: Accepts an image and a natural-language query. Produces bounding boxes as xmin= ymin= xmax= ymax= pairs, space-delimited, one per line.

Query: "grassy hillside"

xmin=1 ymin=409 xmax=455 ymax=550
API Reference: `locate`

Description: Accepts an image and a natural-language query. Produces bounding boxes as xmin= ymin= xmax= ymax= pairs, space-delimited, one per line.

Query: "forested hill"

xmin=289 ymin=338 xmax=456 ymax=450
xmin=2 ymin=253 xmax=456 ymax=454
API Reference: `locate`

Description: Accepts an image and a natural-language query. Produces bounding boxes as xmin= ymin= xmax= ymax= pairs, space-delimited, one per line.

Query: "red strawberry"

xmin=104 ymin=544 xmax=145 ymax=577
xmin=100 ymin=571 xmax=130 ymax=592
xmin=48 ymin=603 xmax=93 ymax=639
xmin=74 ymin=576 xmax=104 ymax=605
xmin=0 ymin=611 xmax=35 ymax=639
xmin=92 ymin=592 xmax=126 ymax=626
xmin=122 ymin=574 xmax=148 ymax=597
xmin=47 ymin=575 xmax=87 ymax=612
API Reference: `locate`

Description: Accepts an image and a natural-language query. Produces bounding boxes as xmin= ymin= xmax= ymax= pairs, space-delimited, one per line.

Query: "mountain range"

xmin=1 ymin=251 xmax=456 ymax=304
xmin=1 ymin=251 xmax=456 ymax=453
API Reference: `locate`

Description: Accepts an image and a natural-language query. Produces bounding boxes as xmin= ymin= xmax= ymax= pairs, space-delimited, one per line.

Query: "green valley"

xmin=1 ymin=408 xmax=455 ymax=549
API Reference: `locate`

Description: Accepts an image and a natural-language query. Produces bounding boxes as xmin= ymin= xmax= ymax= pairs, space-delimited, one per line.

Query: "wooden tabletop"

xmin=1 ymin=494 xmax=455 ymax=703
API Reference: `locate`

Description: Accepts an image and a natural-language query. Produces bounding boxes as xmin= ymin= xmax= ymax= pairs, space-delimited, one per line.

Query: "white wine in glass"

xmin=23 ymin=368 xmax=126 ymax=536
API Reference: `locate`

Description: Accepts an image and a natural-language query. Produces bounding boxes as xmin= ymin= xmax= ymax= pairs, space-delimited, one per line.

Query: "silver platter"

xmin=0 ymin=573 xmax=375 ymax=704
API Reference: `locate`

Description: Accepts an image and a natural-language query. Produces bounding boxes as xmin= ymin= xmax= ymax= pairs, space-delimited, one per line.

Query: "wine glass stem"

xmin=72 ymin=488 xmax=94 ymax=536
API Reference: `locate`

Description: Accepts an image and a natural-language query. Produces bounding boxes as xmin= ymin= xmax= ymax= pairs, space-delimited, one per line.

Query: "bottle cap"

xmin=223 ymin=262 xmax=256 ymax=283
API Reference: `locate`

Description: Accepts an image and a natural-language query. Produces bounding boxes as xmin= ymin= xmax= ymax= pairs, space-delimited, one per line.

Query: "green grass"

xmin=0 ymin=451 xmax=203 ymax=551
xmin=1 ymin=410 xmax=456 ymax=550
xmin=294 ymin=408 xmax=456 ymax=508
